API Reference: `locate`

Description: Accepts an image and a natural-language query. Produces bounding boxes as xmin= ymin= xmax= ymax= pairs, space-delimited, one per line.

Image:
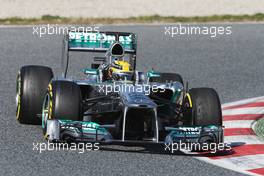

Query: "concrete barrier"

xmin=0 ymin=0 xmax=264 ymax=18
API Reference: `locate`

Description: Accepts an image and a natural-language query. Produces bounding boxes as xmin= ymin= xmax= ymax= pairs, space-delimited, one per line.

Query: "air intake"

xmin=110 ymin=42 xmax=124 ymax=56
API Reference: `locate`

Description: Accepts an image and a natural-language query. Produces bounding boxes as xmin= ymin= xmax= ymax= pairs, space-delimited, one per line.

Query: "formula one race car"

xmin=16 ymin=31 xmax=223 ymax=146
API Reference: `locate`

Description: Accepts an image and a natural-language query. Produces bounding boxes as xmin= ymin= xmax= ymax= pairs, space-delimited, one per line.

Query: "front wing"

xmin=45 ymin=119 xmax=223 ymax=145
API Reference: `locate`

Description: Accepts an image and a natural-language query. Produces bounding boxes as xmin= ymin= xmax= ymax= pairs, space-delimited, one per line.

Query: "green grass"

xmin=1 ymin=13 xmax=264 ymax=25
xmin=254 ymin=118 xmax=264 ymax=139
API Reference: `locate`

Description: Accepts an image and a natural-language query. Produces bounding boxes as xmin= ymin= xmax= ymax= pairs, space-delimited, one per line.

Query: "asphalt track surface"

xmin=1 ymin=24 xmax=264 ymax=176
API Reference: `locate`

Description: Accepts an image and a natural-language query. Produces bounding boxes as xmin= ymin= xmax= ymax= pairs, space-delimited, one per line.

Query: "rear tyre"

xmin=16 ymin=65 xmax=53 ymax=125
xmin=187 ymin=88 xmax=222 ymax=126
xmin=149 ymin=73 xmax=183 ymax=85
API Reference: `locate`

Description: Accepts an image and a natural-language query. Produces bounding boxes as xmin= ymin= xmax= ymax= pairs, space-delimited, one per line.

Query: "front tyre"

xmin=188 ymin=88 xmax=222 ymax=126
xmin=42 ymin=81 xmax=82 ymax=136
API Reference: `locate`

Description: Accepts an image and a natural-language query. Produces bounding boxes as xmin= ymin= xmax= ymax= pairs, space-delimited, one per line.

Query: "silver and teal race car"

xmin=16 ymin=31 xmax=223 ymax=147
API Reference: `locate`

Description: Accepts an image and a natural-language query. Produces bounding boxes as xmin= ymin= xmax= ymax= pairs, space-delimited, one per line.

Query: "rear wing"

xmin=61 ymin=31 xmax=137 ymax=77
xmin=66 ymin=31 xmax=137 ymax=54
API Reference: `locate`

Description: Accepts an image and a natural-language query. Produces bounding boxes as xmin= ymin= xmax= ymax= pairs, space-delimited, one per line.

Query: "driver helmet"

xmin=108 ymin=59 xmax=133 ymax=81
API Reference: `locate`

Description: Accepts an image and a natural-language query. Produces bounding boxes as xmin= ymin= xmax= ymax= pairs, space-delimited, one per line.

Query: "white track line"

xmin=222 ymin=107 xmax=264 ymax=116
xmin=223 ymin=120 xmax=255 ymax=129
xmin=212 ymin=154 xmax=264 ymax=171
xmin=195 ymin=156 xmax=258 ymax=176
xmin=224 ymin=135 xmax=264 ymax=145
xmin=222 ymin=96 xmax=264 ymax=108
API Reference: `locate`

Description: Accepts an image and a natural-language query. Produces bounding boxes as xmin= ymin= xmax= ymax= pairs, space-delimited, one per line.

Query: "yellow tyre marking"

xmin=186 ymin=93 xmax=193 ymax=108
xmin=48 ymin=83 xmax=53 ymax=119
xmin=48 ymin=83 xmax=53 ymax=97
xmin=16 ymin=98 xmax=20 ymax=120
xmin=49 ymin=99 xmax=52 ymax=119
xmin=44 ymin=133 xmax=49 ymax=140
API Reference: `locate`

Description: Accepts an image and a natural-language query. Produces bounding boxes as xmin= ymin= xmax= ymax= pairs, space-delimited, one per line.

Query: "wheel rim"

xmin=16 ymin=72 xmax=21 ymax=120
xmin=42 ymin=93 xmax=50 ymax=129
